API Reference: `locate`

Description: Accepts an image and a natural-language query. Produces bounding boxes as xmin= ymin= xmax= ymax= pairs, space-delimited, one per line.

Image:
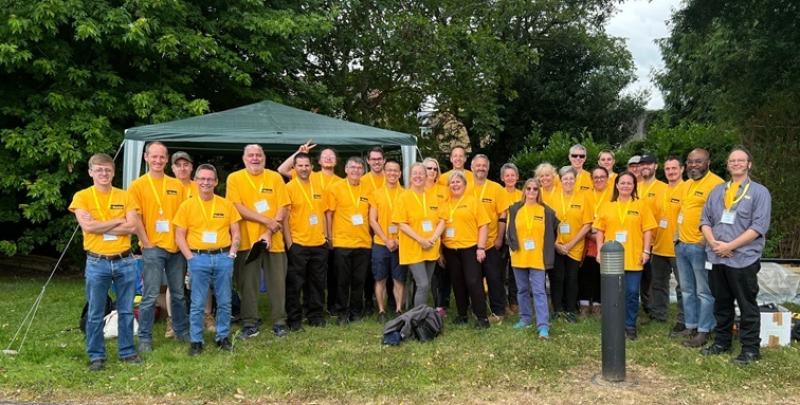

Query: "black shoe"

xmin=88 ymin=359 xmax=105 ymax=371
xmin=121 ymin=354 xmax=143 ymax=365
xmin=551 ymin=312 xmax=562 ymax=321
xmin=287 ymin=322 xmax=304 ymax=332
xmin=216 ymin=338 xmax=232 ymax=351
xmin=564 ymin=312 xmax=578 ymax=323
xmin=308 ymin=319 xmax=327 ymax=328
xmin=625 ymin=327 xmax=638 ymax=340
xmin=701 ymin=344 xmax=731 ymax=356
xmin=453 ymin=315 xmax=469 ymax=325
xmin=238 ymin=326 xmax=260 ymax=340
xmin=273 ymin=324 xmax=289 ymax=337
xmin=475 ymin=318 xmax=490 ymax=329
xmin=731 ymin=351 xmax=761 ymax=365
xmin=188 ymin=342 xmax=203 ymax=356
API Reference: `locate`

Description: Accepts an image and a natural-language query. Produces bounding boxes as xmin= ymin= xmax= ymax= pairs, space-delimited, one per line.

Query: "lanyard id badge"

xmin=202 ymin=231 xmax=217 ymax=244
xmin=721 ymin=210 xmax=736 ymax=224
xmin=254 ymin=199 xmax=269 ymax=214
xmin=615 ymin=231 xmax=628 ymax=243
xmin=421 ymin=220 xmax=433 ymax=232
xmin=309 ymin=214 xmax=319 ymax=225
xmin=103 ymin=234 xmax=118 ymax=241
xmin=155 ymin=219 xmax=170 ymax=233
xmin=524 ymin=240 xmax=535 ymax=251
xmin=388 ymin=224 xmax=398 ymax=234
xmin=659 ymin=219 xmax=668 ymax=229
xmin=559 ymin=223 xmax=571 ymax=234
xmin=445 ymin=227 xmax=455 ymax=238
xmin=351 ymin=214 xmax=364 ymax=225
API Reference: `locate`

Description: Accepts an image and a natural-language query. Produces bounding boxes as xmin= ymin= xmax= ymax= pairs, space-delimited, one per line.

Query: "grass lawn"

xmin=1 ymin=273 xmax=799 ymax=404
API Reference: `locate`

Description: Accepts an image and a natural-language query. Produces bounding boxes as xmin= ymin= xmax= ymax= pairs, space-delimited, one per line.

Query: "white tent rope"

xmin=4 ymin=140 xmax=126 ymax=356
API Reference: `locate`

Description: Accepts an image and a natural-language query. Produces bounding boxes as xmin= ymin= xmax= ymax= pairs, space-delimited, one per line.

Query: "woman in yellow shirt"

xmin=550 ymin=167 xmax=593 ymax=322
xmin=594 ymin=171 xmax=657 ymax=340
xmin=422 ymin=157 xmax=451 ymax=316
xmin=506 ymin=178 xmax=558 ymax=338
xmin=535 ymin=162 xmax=560 ymax=207
xmin=393 ymin=163 xmax=445 ymax=310
xmin=440 ymin=171 xmax=491 ymax=328
xmin=580 ymin=166 xmax=613 ymax=317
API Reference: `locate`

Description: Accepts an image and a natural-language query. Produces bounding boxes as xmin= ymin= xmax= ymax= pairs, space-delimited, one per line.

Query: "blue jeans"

xmin=188 ymin=253 xmax=233 ymax=343
xmin=513 ymin=268 xmax=549 ymax=329
xmin=139 ymin=247 xmax=188 ymax=342
xmin=676 ymin=242 xmax=715 ymax=332
xmin=624 ymin=271 xmax=642 ymax=329
xmin=85 ymin=255 xmax=137 ymax=361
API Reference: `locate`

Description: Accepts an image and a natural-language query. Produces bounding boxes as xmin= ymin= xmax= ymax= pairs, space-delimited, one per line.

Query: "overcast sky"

xmin=607 ymin=0 xmax=682 ymax=110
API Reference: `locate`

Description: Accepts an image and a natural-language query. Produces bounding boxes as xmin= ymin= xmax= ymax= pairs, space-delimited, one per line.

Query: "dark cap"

xmin=627 ymin=155 xmax=641 ymax=165
xmin=639 ymin=154 xmax=657 ymax=164
xmin=171 ymin=151 xmax=193 ymax=165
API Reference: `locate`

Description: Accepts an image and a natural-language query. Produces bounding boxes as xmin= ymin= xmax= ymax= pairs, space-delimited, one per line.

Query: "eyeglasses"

xmin=570 ymin=154 xmax=586 ymax=159
xmin=425 ymin=166 xmax=438 ymax=171
xmin=196 ymin=177 xmax=216 ymax=183
xmin=525 ymin=187 xmax=539 ymax=191
xmin=686 ymin=159 xmax=706 ymax=165
xmin=592 ymin=176 xmax=608 ymax=180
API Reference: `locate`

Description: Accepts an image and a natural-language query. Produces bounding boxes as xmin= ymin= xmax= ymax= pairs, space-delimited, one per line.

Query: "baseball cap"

xmin=627 ymin=155 xmax=641 ymax=165
xmin=171 ymin=151 xmax=193 ymax=165
xmin=639 ymin=154 xmax=657 ymax=164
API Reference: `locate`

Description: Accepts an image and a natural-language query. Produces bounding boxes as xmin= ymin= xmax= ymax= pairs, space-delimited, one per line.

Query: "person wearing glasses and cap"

xmin=627 ymin=155 xmax=642 ymax=181
xmin=568 ymin=144 xmax=593 ymax=193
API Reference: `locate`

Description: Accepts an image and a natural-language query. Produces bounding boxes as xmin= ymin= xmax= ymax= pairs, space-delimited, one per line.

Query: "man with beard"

xmin=676 ymin=149 xmax=724 ymax=348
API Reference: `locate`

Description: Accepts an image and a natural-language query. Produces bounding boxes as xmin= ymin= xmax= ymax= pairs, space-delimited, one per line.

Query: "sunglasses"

xmin=425 ymin=166 xmax=438 ymax=171
xmin=525 ymin=187 xmax=539 ymax=191
xmin=570 ymin=154 xmax=586 ymax=159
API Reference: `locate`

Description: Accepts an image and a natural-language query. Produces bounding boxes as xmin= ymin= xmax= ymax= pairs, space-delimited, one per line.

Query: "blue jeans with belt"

xmin=188 ymin=252 xmax=234 ymax=343
xmin=84 ymin=254 xmax=137 ymax=361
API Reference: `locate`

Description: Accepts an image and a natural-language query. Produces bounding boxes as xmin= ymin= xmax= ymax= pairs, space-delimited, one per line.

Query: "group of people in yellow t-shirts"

xmin=73 ymin=139 xmax=768 ymax=369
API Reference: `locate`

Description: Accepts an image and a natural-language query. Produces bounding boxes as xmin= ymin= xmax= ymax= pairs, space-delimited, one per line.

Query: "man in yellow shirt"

xmin=129 ymin=142 xmax=189 ymax=352
xmin=637 ymin=154 xmax=669 ymax=321
xmin=651 ymin=156 xmax=687 ymax=335
xmin=226 ymin=144 xmax=291 ymax=338
xmin=283 ymin=152 xmax=329 ymax=330
xmin=360 ymin=146 xmax=387 ymax=316
xmin=174 ymin=164 xmax=241 ymax=355
xmin=368 ymin=159 xmax=404 ymax=321
xmin=676 ymin=148 xmax=724 ymax=347
xmin=171 ymin=151 xmax=198 ymax=199
xmin=325 ymin=157 xmax=372 ymax=324
xmin=568 ymin=144 xmax=593 ymax=193
xmin=70 ymin=153 xmax=142 ymax=371
xmin=471 ymin=154 xmax=510 ymax=322
xmin=439 ymin=145 xmax=474 ymax=188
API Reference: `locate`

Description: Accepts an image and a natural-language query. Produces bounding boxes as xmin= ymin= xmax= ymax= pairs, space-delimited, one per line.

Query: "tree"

xmin=0 ymin=0 xmax=332 ymax=256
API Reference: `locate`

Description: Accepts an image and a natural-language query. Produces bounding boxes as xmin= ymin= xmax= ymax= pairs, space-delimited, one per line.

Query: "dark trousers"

xmin=326 ymin=248 xmax=337 ymax=313
xmin=578 ymin=256 xmax=601 ymax=304
xmin=650 ymin=254 xmax=684 ymax=323
xmin=286 ymin=244 xmax=328 ymax=325
xmin=431 ymin=263 xmax=451 ymax=308
xmin=443 ymin=246 xmax=487 ymax=320
xmin=499 ymin=244 xmax=518 ymax=305
xmin=363 ymin=263 xmax=376 ymax=315
xmin=482 ymin=247 xmax=506 ymax=316
xmin=710 ymin=261 xmax=761 ymax=353
xmin=641 ymin=260 xmax=653 ymax=314
xmin=334 ymin=247 xmax=371 ymax=319
xmin=549 ymin=253 xmax=579 ymax=313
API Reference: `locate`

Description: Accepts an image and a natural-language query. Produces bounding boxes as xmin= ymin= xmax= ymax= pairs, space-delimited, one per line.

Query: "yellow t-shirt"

xmin=391 ymin=188 xmax=442 ymax=264
xmin=361 ymin=171 xmax=386 ymax=196
xmin=285 ymin=176 xmax=327 ymax=247
xmin=652 ymin=181 xmax=686 ymax=257
xmin=639 ymin=179 xmax=668 ymax=214
xmin=594 ymin=198 xmax=657 ymax=271
xmin=576 ymin=169 xmax=593 ymax=193
xmin=69 ymin=186 xmax=136 ymax=255
xmin=441 ymin=194 xmax=491 ymax=249
xmin=505 ymin=188 xmax=523 ymax=205
xmin=128 ymin=173 xmax=185 ymax=252
xmin=678 ymin=171 xmax=724 ymax=244
xmin=325 ymin=179 xmax=372 ymax=249
xmin=181 ymin=181 xmax=199 ymax=200
xmin=438 ymin=169 xmax=475 ymax=193
xmin=427 ymin=183 xmax=449 ymax=203
xmin=540 ymin=184 xmax=561 ymax=209
xmin=369 ymin=184 xmax=403 ymax=246
xmin=472 ymin=180 xmax=510 ymax=245
xmin=551 ymin=191 xmax=594 ymax=261
xmin=510 ymin=203 xmax=546 ymax=270
xmin=225 ymin=168 xmax=290 ymax=252
xmin=290 ymin=169 xmax=342 ymax=191
xmin=590 ymin=187 xmax=613 ymax=220
xmin=173 ymin=195 xmax=241 ymax=250
xmin=608 ymin=172 xmax=618 ymax=185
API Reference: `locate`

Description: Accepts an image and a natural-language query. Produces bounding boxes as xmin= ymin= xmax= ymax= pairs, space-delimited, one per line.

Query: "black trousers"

xmin=431 ymin=263 xmax=451 ymax=308
xmin=650 ymin=254 xmax=684 ymax=323
xmin=640 ymin=260 xmax=653 ymax=314
xmin=578 ymin=255 xmax=601 ymax=304
xmin=482 ymin=247 xmax=506 ymax=316
xmin=286 ymin=244 xmax=328 ymax=325
xmin=710 ymin=261 xmax=761 ymax=353
xmin=326 ymin=247 xmax=337 ymax=313
xmin=549 ymin=253 xmax=579 ymax=313
xmin=443 ymin=246 xmax=487 ymax=320
xmin=334 ymin=247 xmax=371 ymax=318
xmin=499 ymin=244 xmax=518 ymax=305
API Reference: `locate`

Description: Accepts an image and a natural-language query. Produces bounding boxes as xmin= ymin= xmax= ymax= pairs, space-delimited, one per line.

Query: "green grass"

xmin=1 ymin=273 xmax=799 ymax=403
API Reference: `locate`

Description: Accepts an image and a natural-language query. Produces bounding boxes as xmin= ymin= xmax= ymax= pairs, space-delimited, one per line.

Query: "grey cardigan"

xmin=506 ymin=201 xmax=558 ymax=270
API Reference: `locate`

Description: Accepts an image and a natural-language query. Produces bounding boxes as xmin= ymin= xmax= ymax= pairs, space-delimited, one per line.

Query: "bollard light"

xmin=600 ymin=240 xmax=626 ymax=383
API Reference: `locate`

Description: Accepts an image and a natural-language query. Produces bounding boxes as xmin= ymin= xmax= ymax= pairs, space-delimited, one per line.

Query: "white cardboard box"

xmin=760 ymin=305 xmax=792 ymax=347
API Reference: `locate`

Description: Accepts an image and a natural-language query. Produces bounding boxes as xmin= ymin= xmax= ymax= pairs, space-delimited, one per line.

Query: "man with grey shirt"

xmin=699 ymin=147 xmax=771 ymax=365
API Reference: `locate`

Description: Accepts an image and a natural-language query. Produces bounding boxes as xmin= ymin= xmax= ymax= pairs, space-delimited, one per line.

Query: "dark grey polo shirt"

xmin=700 ymin=178 xmax=771 ymax=268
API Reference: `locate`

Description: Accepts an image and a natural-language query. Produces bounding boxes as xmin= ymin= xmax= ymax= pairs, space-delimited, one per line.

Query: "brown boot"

xmin=204 ymin=314 xmax=216 ymax=333
xmin=579 ymin=305 xmax=591 ymax=318
xmin=683 ymin=331 xmax=708 ymax=348
xmin=164 ymin=317 xmax=175 ymax=339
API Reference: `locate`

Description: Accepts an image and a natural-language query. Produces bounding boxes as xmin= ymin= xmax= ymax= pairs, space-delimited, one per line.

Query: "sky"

xmin=606 ymin=0 xmax=683 ymax=110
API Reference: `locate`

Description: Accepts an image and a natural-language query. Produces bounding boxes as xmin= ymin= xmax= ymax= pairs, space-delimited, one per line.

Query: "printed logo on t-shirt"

xmin=110 ymin=204 xmax=124 ymax=210
xmin=166 ymin=189 xmax=178 ymax=196
xmin=213 ymin=213 xmax=225 ymax=218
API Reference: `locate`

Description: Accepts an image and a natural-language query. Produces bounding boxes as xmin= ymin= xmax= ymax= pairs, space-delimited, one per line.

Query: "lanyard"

xmin=642 ymin=180 xmax=657 ymax=199
xmin=617 ymin=199 xmax=632 ymax=227
xmin=559 ymin=191 xmax=575 ymax=220
xmin=543 ymin=185 xmax=557 ymax=203
xmin=298 ymin=178 xmax=317 ymax=210
xmin=346 ymin=182 xmax=361 ymax=209
xmin=385 ymin=186 xmax=399 ymax=211
xmin=369 ymin=173 xmax=382 ymax=190
xmin=475 ymin=182 xmax=488 ymax=202
xmin=185 ymin=182 xmax=194 ymax=199
xmin=448 ymin=194 xmax=466 ymax=223
xmin=245 ymin=171 xmax=266 ymax=194
xmin=522 ymin=203 xmax=537 ymax=232
xmin=724 ymin=179 xmax=751 ymax=209
xmin=146 ymin=173 xmax=166 ymax=215
xmin=412 ymin=189 xmax=428 ymax=217
xmin=91 ymin=186 xmax=113 ymax=221
xmin=593 ymin=187 xmax=609 ymax=217
xmin=197 ymin=196 xmax=217 ymax=227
